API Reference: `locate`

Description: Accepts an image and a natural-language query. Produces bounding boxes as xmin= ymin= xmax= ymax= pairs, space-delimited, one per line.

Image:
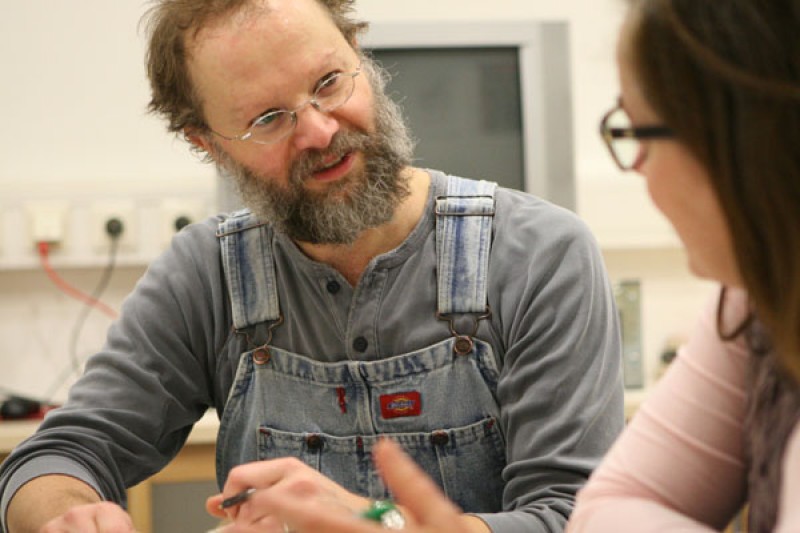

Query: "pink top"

xmin=568 ymin=290 xmax=800 ymax=531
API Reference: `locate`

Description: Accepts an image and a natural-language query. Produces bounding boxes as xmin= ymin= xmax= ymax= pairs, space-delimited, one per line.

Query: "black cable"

xmin=68 ymin=237 xmax=119 ymax=372
xmin=43 ymin=220 xmax=122 ymax=403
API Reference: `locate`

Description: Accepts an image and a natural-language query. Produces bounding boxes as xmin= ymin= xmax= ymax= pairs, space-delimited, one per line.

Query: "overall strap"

xmin=435 ymin=176 xmax=497 ymax=315
xmin=217 ymin=210 xmax=281 ymax=330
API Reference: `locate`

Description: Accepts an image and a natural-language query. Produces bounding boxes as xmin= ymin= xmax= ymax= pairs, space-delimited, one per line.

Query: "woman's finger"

xmin=373 ymin=439 xmax=463 ymax=527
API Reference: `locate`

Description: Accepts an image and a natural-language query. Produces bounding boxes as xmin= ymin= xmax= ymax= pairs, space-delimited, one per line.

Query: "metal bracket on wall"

xmin=615 ymin=279 xmax=644 ymax=389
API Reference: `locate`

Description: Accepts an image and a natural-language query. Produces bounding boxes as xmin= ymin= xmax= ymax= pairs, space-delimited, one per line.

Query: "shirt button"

xmin=306 ymin=434 xmax=324 ymax=451
xmin=326 ymin=280 xmax=341 ymax=294
xmin=352 ymin=336 xmax=368 ymax=352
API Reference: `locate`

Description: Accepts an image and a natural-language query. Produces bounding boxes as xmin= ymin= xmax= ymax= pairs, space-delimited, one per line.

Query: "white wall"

xmin=0 ymin=1 xmax=217 ymax=401
xmin=0 ymin=1 xmax=216 ymax=191
xmin=0 ymin=0 xmax=630 ymax=195
xmin=0 ymin=0 xmax=715 ymax=402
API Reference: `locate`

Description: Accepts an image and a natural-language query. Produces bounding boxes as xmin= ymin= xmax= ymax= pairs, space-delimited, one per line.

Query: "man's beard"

xmin=215 ymin=56 xmax=415 ymax=245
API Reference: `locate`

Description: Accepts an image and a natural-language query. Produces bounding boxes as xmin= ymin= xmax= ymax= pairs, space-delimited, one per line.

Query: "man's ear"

xmin=184 ymin=128 xmax=215 ymax=156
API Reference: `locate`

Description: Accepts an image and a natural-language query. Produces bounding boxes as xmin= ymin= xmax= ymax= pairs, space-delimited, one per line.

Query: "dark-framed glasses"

xmin=212 ymin=63 xmax=362 ymax=146
xmin=599 ymin=100 xmax=673 ymax=170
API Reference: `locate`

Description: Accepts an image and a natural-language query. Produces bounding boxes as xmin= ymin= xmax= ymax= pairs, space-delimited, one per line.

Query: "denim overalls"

xmin=215 ymin=176 xmax=505 ymax=512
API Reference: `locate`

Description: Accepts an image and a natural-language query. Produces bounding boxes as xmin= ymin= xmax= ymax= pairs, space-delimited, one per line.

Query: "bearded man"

xmin=0 ymin=1 xmax=624 ymax=532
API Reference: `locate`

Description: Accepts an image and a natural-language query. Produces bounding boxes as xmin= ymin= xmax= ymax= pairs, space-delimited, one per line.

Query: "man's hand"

xmin=206 ymin=456 xmax=370 ymax=530
xmin=39 ymin=502 xmax=136 ymax=533
xmin=206 ymin=440 xmax=489 ymax=533
xmin=7 ymin=475 xmax=135 ymax=533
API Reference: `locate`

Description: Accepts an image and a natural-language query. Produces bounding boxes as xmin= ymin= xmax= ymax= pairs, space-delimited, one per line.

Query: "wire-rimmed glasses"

xmin=599 ymin=100 xmax=674 ymax=170
xmin=212 ymin=63 xmax=362 ymax=146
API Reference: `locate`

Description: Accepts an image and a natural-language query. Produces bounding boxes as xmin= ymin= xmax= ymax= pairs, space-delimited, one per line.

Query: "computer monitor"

xmin=362 ymin=20 xmax=575 ymax=209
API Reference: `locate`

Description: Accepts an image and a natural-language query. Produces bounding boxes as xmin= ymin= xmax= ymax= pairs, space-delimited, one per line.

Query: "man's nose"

xmin=291 ymin=105 xmax=340 ymax=152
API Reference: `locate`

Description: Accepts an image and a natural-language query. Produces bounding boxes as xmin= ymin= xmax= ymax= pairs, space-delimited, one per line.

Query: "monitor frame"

xmin=361 ymin=20 xmax=575 ymax=209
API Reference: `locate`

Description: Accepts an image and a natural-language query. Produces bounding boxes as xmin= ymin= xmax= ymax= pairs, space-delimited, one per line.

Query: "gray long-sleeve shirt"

xmin=0 ymin=170 xmax=623 ymax=532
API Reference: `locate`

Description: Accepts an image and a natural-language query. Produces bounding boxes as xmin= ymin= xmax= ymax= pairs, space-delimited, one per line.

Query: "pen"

xmin=219 ymin=487 xmax=257 ymax=510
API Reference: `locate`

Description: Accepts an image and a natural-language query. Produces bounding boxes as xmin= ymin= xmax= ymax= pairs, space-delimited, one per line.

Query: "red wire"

xmin=37 ymin=241 xmax=119 ymax=320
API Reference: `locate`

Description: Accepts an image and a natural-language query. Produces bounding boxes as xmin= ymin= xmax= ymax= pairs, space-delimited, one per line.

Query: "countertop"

xmin=0 ymin=410 xmax=220 ymax=455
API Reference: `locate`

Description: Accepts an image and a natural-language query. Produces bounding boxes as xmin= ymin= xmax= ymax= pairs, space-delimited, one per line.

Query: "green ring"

xmin=360 ymin=499 xmax=397 ymax=521
xmin=360 ymin=500 xmax=405 ymax=529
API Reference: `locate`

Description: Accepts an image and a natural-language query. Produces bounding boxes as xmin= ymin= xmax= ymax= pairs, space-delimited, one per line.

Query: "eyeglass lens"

xmin=605 ymin=108 xmax=642 ymax=170
xmin=248 ymin=71 xmax=357 ymax=144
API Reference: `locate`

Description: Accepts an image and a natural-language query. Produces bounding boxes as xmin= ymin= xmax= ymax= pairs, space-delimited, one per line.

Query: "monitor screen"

xmin=370 ymin=47 xmax=524 ymax=191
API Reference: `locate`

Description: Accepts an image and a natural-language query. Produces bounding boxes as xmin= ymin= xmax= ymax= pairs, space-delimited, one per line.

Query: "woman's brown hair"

xmin=627 ymin=0 xmax=800 ymax=379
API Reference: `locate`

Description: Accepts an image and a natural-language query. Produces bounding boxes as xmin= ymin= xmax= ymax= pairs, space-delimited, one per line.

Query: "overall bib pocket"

xmin=256 ymin=415 xmax=506 ymax=511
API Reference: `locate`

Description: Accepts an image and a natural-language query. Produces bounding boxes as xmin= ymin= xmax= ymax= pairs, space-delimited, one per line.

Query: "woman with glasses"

xmin=244 ymin=0 xmax=800 ymax=531
xmin=571 ymin=0 xmax=800 ymax=530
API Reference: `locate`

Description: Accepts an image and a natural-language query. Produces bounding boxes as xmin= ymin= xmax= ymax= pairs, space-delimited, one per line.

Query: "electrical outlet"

xmin=89 ymin=201 xmax=137 ymax=253
xmin=159 ymin=199 xmax=209 ymax=249
xmin=25 ymin=201 xmax=69 ymax=246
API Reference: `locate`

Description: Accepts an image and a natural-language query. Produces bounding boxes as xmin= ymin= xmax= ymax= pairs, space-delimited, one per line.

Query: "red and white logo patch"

xmin=380 ymin=391 xmax=422 ymax=419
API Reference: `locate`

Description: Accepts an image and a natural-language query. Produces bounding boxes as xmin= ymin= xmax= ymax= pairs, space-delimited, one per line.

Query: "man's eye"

xmin=315 ymin=72 xmax=341 ymax=95
xmin=252 ymin=111 xmax=283 ymax=128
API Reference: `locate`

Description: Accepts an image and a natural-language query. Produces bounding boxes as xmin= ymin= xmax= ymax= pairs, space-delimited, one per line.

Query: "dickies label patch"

xmin=380 ymin=391 xmax=422 ymax=419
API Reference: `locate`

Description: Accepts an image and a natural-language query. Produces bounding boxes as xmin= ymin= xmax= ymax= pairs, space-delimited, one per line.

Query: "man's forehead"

xmin=185 ymin=0 xmax=356 ymax=126
xmin=188 ymin=0 xmax=337 ymax=53
xmin=186 ymin=0 xmax=272 ymax=49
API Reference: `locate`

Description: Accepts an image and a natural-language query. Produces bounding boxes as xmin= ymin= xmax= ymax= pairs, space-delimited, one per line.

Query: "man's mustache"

xmin=289 ymin=130 xmax=370 ymax=184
